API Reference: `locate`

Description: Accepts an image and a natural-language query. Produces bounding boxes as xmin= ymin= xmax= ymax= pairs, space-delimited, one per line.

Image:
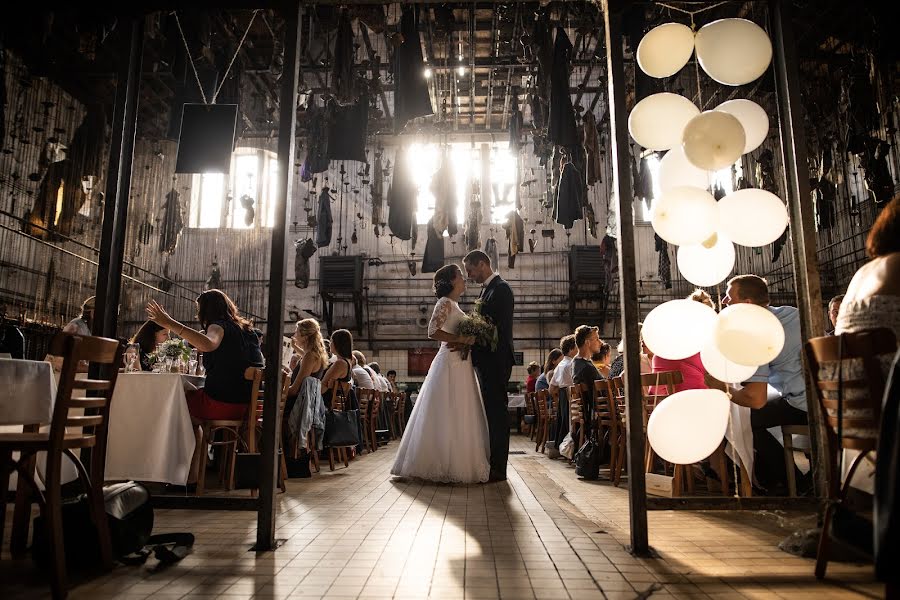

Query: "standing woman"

xmin=146 ymin=289 xmax=264 ymax=485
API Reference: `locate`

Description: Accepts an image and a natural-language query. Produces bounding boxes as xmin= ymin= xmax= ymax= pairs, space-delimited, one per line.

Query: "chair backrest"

xmin=327 ymin=379 xmax=353 ymax=411
xmin=608 ymin=376 xmax=627 ymax=426
xmin=805 ymin=328 xmax=898 ymax=451
xmin=593 ymin=379 xmax=618 ymax=430
xmin=568 ymin=384 xmax=585 ymax=424
xmin=50 ymin=333 xmax=124 ymax=481
xmin=641 ymin=370 xmax=683 ymax=414
xmin=371 ymin=389 xmax=382 ymax=417
xmin=244 ymin=367 xmax=290 ymax=452
xmin=548 ymin=386 xmax=560 ymax=413
xmin=524 ymin=391 xmax=535 ymax=415
xmin=357 ymin=387 xmax=376 ymax=420
xmin=535 ymin=389 xmax=548 ymax=418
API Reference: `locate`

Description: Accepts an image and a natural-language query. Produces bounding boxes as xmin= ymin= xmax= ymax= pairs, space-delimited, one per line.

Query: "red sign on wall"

xmin=408 ymin=348 xmax=439 ymax=376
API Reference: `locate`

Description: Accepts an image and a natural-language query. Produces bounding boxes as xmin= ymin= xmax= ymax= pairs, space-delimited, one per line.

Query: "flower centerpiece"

xmin=456 ymin=300 xmax=499 ymax=360
xmin=152 ymin=338 xmax=192 ymax=372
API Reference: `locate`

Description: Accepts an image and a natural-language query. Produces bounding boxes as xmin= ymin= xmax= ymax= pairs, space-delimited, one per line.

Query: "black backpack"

xmin=32 ymin=482 xmax=194 ymax=569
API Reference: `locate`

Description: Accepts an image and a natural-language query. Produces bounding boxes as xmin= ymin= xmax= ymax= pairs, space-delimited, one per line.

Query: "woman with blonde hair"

xmin=288 ymin=319 xmax=328 ymax=397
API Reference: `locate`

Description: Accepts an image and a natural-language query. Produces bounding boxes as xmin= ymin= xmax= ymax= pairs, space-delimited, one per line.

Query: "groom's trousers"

xmin=479 ymin=366 xmax=511 ymax=479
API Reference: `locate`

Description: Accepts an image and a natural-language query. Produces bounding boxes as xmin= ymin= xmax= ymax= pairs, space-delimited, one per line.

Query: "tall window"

xmin=407 ymin=141 xmax=518 ymax=226
xmin=188 ymin=147 xmax=279 ymax=228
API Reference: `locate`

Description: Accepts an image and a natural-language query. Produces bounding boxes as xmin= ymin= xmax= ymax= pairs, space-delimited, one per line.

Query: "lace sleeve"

xmin=428 ymin=297 xmax=452 ymax=337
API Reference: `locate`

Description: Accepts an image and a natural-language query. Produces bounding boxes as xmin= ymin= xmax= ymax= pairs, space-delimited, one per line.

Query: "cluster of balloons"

xmin=627 ymin=18 xmax=788 ymax=292
xmin=642 ymin=297 xmax=785 ymax=465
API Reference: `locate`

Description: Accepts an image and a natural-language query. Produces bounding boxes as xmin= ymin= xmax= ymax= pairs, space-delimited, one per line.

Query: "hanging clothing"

xmin=599 ymin=235 xmax=618 ymax=286
xmin=554 ymin=162 xmax=583 ymax=229
xmin=393 ymin=5 xmax=433 ymax=132
xmin=583 ymin=111 xmax=603 ymax=187
xmin=504 ymin=210 xmax=525 ymax=269
xmin=301 ymin=98 xmax=330 ymax=182
xmin=530 ymin=14 xmax=552 ymax=131
xmin=371 ymin=154 xmax=384 ymax=226
xmin=431 ymin=151 xmax=457 ymax=236
xmin=422 ymin=218 xmax=445 ymax=273
xmin=815 ymin=177 xmax=837 ymax=230
xmin=388 ymin=150 xmax=416 ymax=241
xmin=484 ymin=237 xmax=500 ymax=271
xmin=330 ymin=9 xmax=357 ymax=106
xmin=294 ymin=238 xmax=317 ymax=289
xmin=159 ymin=189 xmax=184 ymax=255
xmin=548 ymin=27 xmax=578 ymax=149
xmin=772 ymin=227 xmax=789 ymax=263
xmin=465 ymin=195 xmax=482 ymax=252
xmin=326 ymin=96 xmax=368 ymax=162
xmin=654 ymin=233 xmax=672 ymax=289
xmin=316 ymin=188 xmax=333 ymax=248
xmin=509 ymin=94 xmax=524 ymax=153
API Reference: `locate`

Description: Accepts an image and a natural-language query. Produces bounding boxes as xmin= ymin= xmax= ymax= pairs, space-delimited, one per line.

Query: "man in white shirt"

xmin=350 ymin=355 xmax=375 ymax=389
xmin=547 ymin=334 xmax=578 ymax=455
xmin=352 ymin=351 xmax=377 ymax=387
xmin=368 ymin=362 xmax=391 ymax=393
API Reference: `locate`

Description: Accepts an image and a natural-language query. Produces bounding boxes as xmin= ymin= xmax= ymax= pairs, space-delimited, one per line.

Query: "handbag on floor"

xmin=575 ymin=429 xmax=609 ymax=480
xmin=323 ymin=386 xmax=360 ymax=448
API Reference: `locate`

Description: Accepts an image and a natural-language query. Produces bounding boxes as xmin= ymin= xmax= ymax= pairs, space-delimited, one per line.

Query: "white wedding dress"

xmin=391 ymin=297 xmax=491 ymax=483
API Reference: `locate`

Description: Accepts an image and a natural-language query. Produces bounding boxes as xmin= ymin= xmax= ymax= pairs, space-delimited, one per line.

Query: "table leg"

xmin=12 ymin=424 xmax=38 ymax=559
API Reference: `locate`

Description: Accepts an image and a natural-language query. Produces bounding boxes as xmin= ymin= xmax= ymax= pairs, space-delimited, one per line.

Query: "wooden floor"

xmin=2 ymin=435 xmax=882 ymax=599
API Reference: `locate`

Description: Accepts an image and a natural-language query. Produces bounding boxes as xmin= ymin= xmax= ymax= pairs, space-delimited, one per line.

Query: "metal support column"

xmin=771 ymin=0 xmax=829 ymax=499
xmin=602 ymin=0 xmax=650 ymax=556
xmin=93 ymin=17 xmax=144 ymax=340
xmin=256 ymin=1 xmax=302 ymax=551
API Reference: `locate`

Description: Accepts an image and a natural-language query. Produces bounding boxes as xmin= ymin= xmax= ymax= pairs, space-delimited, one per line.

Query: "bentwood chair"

xmin=356 ymin=387 xmax=377 ymax=453
xmin=804 ymin=328 xmax=897 ymax=579
xmin=324 ymin=380 xmax=355 ymax=471
xmin=534 ymin=389 xmax=549 ymax=453
xmin=0 ymin=333 xmax=123 ymax=599
xmin=246 ymin=367 xmax=291 ymax=495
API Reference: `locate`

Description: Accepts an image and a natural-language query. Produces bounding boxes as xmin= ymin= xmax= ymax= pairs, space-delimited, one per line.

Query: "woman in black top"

xmin=131 ymin=320 xmax=170 ymax=371
xmin=147 ymin=290 xmax=264 ymax=484
xmin=321 ymin=328 xmax=362 ymax=454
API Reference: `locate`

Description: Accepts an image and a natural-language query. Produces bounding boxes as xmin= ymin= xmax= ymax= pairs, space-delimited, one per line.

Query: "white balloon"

xmin=658 ymin=146 xmax=711 ymax=192
xmin=676 ymin=233 xmax=736 ymax=287
xmin=695 ymin=18 xmax=773 ymax=86
xmin=643 ymin=299 xmax=718 ymax=360
xmin=628 ymin=93 xmax=700 ymax=151
xmin=718 ymin=188 xmax=789 ymax=247
xmin=715 ymin=99 xmax=769 ymax=154
xmin=714 ymin=303 xmax=785 ymax=367
xmin=637 ymin=23 xmax=696 ymax=78
xmin=651 ymin=186 xmax=719 ymax=246
xmin=648 ymin=389 xmax=730 ymax=464
xmin=700 ymin=338 xmax=758 ymax=384
xmin=682 ymin=111 xmax=746 ymax=171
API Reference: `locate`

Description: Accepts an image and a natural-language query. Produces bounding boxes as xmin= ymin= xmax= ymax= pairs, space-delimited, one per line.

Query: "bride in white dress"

xmin=391 ymin=264 xmax=491 ymax=483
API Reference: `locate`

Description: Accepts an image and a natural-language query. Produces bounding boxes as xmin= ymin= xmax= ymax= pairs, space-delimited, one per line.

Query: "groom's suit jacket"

xmin=472 ymin=275 xmax=515 ymax=377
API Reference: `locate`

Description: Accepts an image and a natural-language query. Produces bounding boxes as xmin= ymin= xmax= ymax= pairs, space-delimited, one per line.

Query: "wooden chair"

xmin=594 ymin=380 xmax=625 ymax=485
xmin=568 ymin=384 xmax=586 ymax=451
xmin=195 ymin=376 xmax=256 ymax=495
xmin=245 ymin=368 xmax=291 ymax=496
xmin=534 ymin=389 xmax=549 ymax=452
xmin=388 ymin=391 xmax=407 ymax=439
xmin=804 ymin=328 xmax=897 ymax=580
xmin=369 ymin=392 xmax=382 ymax=452
xmin=324 ymin=380 xmax=354 ymax=471
xmin=356 ymin=388 xmax=377 ymax=453
xmin=782 ymin=424 xmax=810 ymax=497
xmin=0 ymin=333 xmax=123 ymax=599
xmin=548 ymin=388 xmax=559 ymax=446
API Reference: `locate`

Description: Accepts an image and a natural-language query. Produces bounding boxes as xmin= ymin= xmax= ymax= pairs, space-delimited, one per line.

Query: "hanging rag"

xmin=330 ymin=9 xmax=357 ymax=106
xmin=509 ymin=93 xmax=524 ymax=153
xmin=301 ymin=97 xmax=330 ymax=182
xmin=316 ymin=187 xmax=333 ymax=248
xmin=393 ymin=5 xmax=433 ymax=132
xmin=599 ymin=235 xmax=618 ymax=286
xmin=503 ymin=210 xmax=525 ymax=269
xmin=484 ymin=237 xmax=500 ymax=270
xmin=326 ymin=95 xmax=368 ymax=162
xmin=158 ymin=189 xmax=184 ymax=255
xmin=815 ymin=177 xmax=836 ymax=230
xmin=465 ymin=189 xmax=482 ymax=251
xmin=554 ymin=161 xmax=583 ymax=229
xmin=294 ymin=238 xmax=317 ymax=288
xmin=371 ymin=154 xmax=384 ymax=226
xmin=387 ymin=149 xmax=416 ymax=241
xmin=288 ymin=376 xmax=327 ymax=451
xmin=431 ymin=150 xmax=457 ymax=236
xmin=654 ymin=233 xmax=672 ymax=289
xmin=529 ymin=14 xmax=552 ymax=131
xmin=583 ymin=111 xmax=603 ymax=187
xmin=637 ymin=153 xmax=655 ymax=203
xmin=772 ymin=226 xmax=789 ymax=263
xmin=548 ymin=27 xmax=578 ymax=149
xmin=422 ymin=218 xmax=445 ymax=273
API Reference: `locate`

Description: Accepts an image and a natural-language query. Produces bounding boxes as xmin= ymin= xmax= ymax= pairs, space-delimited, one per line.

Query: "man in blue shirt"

xmin=708 ymin=275 xmax=807 ymax=494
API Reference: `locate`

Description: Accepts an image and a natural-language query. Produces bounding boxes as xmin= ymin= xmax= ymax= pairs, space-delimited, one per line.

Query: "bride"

xmin=391 ymin=264 xmax=491 ymax=483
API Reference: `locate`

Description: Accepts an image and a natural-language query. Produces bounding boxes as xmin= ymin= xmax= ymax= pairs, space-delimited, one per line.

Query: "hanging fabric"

xmin=158 ymin=188 xmax=184 ymax=255
xmin=465 ymin=184 xmax=482 ymax=251
xmin=393 ymin=5 xmax=433 ymax=132
xmin=554 ymin=160 xmax=583 ymax=229
xmin=636 ymin=153 xmax=655 ymax=203
xmin=430 ymin=149 xmax=457 ymax=236
xmin=371 ymin=153 xmax=384 ymax=228
xmin=206 ymin=259 xmax=222 ymax=290
xmin=772 ymin=227 xmax=789 ymax=263
xmin=295 ymin=238 xmax=317 ymax=288
xmin=484 ymin=237 xmax=500 ymax=270
xmin=331 ymin=9 xmax=357 ymax=105
xmin=583 ymin=111 xmax=602 ymax=187
xmin=529 ymin=14 xmax=552 ymax=132
xmin=654 ymin=233 xmax=672 ymax=289
xmin=326 ymin=95 xmax=368 ymax=162
xmin=422 ymin=218 xmax=445 ymax=273
xmin=503 ymin=210 xmax=525 ymax=269
xmin=301 ymin=96 xmax=330 ymax=182
xmin=387 ymin=149 xmax=416 ymax=241
xmin=316 ymin=187 xmax=333 ymax=248
xmin=548 ymin=27 xmax=578 ymax=149
xmin=509 ymin=94 xmax=524 ymax=153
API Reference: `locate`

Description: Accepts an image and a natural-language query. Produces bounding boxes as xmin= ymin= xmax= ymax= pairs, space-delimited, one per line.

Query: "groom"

xmin=463 ymin=250 xmax=515 ymax=481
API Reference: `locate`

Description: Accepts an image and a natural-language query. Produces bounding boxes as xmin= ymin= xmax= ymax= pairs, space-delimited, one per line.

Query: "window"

xmin=407 ymin=141 xmax=518 ymax=226
xmin=639 ymin=155 xmax=743 ymax=223
xmin=188 ymin=147 xmax=279 ymax=228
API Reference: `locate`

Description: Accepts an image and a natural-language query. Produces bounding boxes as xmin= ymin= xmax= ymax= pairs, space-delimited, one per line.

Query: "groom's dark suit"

xmin=472 ymin=274 xmax=515 ymax=480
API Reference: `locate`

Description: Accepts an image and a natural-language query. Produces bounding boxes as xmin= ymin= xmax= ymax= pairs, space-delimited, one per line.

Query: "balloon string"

xmin=656 ymin=1 xmax=730 ymax=17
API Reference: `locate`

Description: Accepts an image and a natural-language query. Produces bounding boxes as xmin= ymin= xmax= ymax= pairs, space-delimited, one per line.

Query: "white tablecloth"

xmin=507 ymin=394 xmax=525 ymax=409
xmin=105 ymin=373 xmax=196 ymax=485
xmin=724 ymin=403 xmax=754 ymax=482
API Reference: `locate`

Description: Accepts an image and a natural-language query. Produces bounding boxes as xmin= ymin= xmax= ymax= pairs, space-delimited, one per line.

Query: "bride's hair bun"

xmin=433 ymin=264 xmax=458 ymax=299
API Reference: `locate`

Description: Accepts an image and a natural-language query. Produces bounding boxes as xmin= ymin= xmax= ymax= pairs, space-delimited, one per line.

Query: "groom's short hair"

xmin=463 ymin=250 xmax=491 ymax=267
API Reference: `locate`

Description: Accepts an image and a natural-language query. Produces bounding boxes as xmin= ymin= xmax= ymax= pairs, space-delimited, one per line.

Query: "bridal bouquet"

xmin=456 ymin=300 xmax=498 ymax=360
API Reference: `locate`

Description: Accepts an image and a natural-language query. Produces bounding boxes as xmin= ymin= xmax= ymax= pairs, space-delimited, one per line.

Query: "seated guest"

xmin=707 ymin=275 xmax=805 ymax=495
xmin=0 ymin=304 xmax=25 ymax=359
xmin=591 ymin=343 xmax=612 ymax=378
xmin=608 ymin=323 xmax=653 ymax=379
xmin=146 ymin=289 xmax=264 ymax=485
xmin=368 ymin=361 xmax=391 ymax=393
xmin=324 ymin=339 xmax=336 ymax=364
xmin=525 ymin=362 xmax=540 ymax=393
xmin=652 ymin=289 xmax=713 ymax=393
xmin=536 ymin=349 xmax=563 ymax=394
xmin=131 ymin=319 xmax=170 ymax=371
xmin=351 ymin=355 xmax=375 ymax=389
xmin=573 ymin=325 xmax=603 ymax=437
xmin=287 ymin=319 xmax=328 ymax=399
xmin=322 ymin=329 xmax=356 ymax=407
xmin=549 ymin=334 xmax=578 ymax=449
xmin=283 ymin=319 xmax=328 ymax=477
xmin=826 ymin=294 xmax=844 ymax=336
xmin=63 ymin=295 xmax=95 ymax=335
xmin=387 ymin=369 xmax=400 ymax=393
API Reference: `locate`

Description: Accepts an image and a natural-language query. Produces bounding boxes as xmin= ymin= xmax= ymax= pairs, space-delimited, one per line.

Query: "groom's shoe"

xmin=488 ymin=471 xmax=507 ymax=482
